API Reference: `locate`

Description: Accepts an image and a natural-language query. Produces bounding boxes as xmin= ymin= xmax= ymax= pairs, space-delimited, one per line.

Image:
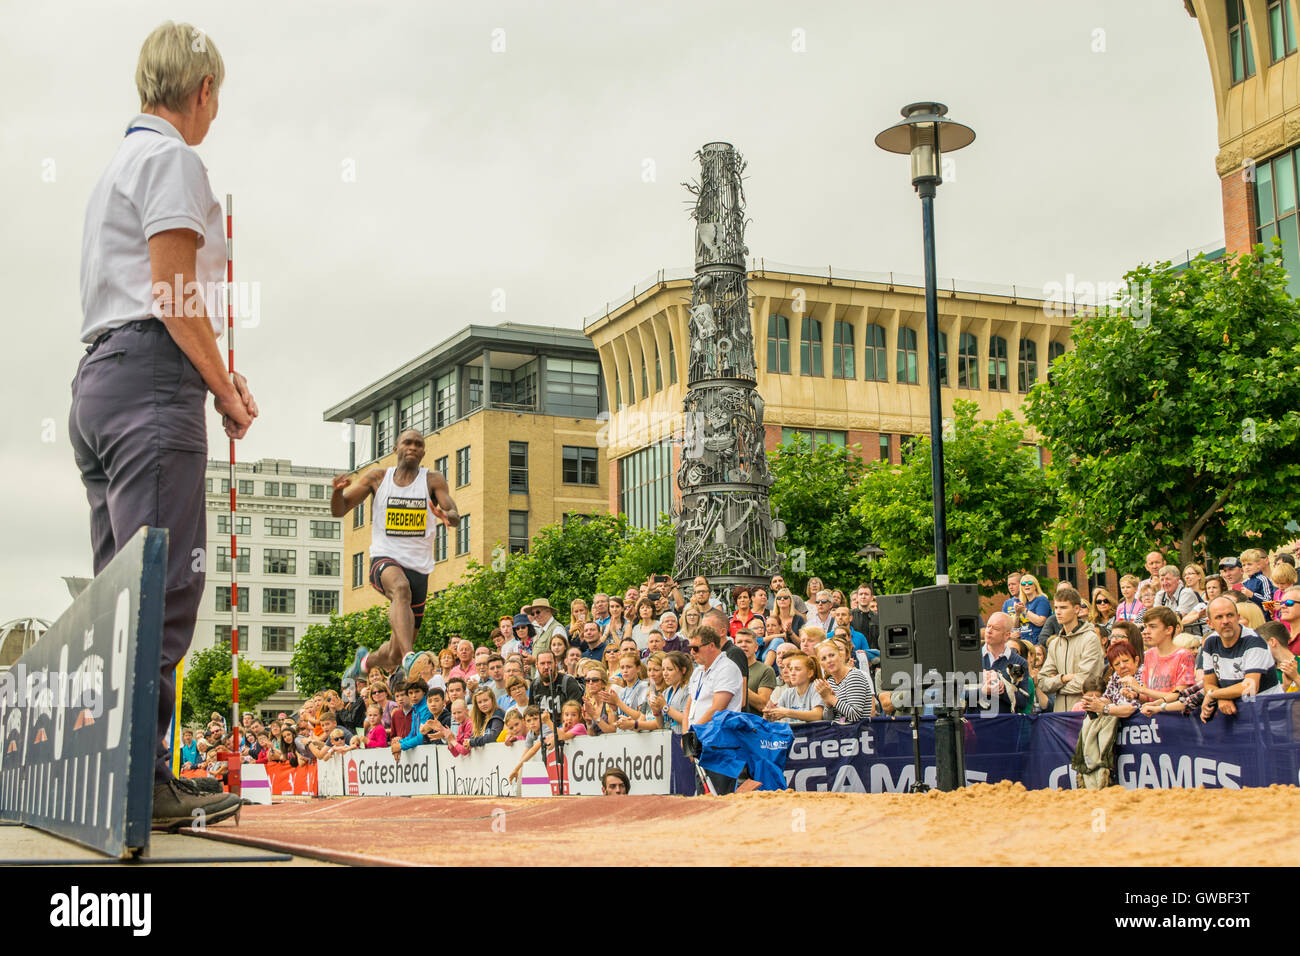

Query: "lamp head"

xmin=874 ymin=102 xmax=975 ymax=190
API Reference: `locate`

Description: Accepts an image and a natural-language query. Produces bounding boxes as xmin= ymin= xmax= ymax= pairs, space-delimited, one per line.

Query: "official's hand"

xmin=214 ymin=373 xmax=255 ymax=432
xmin=390 ymin=740 xmax=402 ymax=757
xmin=332 ymin=474 xmax=351 ymax=491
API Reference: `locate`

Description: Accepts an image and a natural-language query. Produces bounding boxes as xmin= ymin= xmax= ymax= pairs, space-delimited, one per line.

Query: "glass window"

xmin=781 ymin=427 xmax=846 ymax=448
xmin=509 ymin=441 xmax=529 ymax=493
xmin=1269 ymin=0 xmax=1296 ymax=60
xmin=351 ymin=552 xmax=365 ymax=588
xmin=641 ymin=356 xmax=649 ymax=397
xmin=1048 ymin=341 xmax=1066 ymax=365
xmin=434 ymin=370 xmax=456 ymax=428
xmin=799 ymin=317 xmax=823 ymax=376
xmin=897 ymin=327 xmax=919 ymax=384
xmin=1278 ymin=152 xmax=1297 ymax=216
xmin=205 ymin=478 xmax=213 ymax=493
xmin=508 ymin=510 xmax=529 ymax=554
xmin=265 ymin=482 xmax=279 ymax=497
xmin=263 ymin=626 xmax=295 ymax=653
xmin=831 ymin=320 xmax=855 ymax=379
xmin=399 ymin=384 xmax=430 ymax=434
xmin=375 ymin=403 xmax=394 ymax=458
xmin=218 ymin=514 xmax=251 ymax=536
xmin=309 ymin=590 xmax=339 ymax=615
xmin=988 ymin=335 xmax=1010 ymax=391
xmin=937 ymin=331 xmax=949 ymax=387
xmin=546 ymin=358 xmax=600 ymax=417
xmin=654 ymin=345 xmax=663 ymax=390
xmin=434 ymin=523 xmax=448 ymax=562
xmin=668 ymin=335 xmax=678 ymax=384
xmin=309 ymin=551 xmax=340 ymax=576
xmin=310 ymin=520 xmax=341 ymax=539
xmin=618 ymin=440 xmax=672 ymax=530
xmin=309 ymin=483 xmax=324 ymax=499
xmin=215 ymin=624 xmax=231 ymax=644
xmin=216 ymin=586 xmax=249 ymax=613
xmin=864 ymin=324 xmax=887 ymax=381
xmin=265 ymin=517 xmax=296 ymax=537
xmin=263 ymin=588 xmax=295 ymax=614
xmin=220 ymin=478 xmax=230 ymax=494
xmin=1018 ymin=338 xmax=1039 ymax=392
xmin=239 ymin=479 xmax=253 ymax=495
xmin=1229 ymin=0 xmax=1256 ymax=82
xmin=434 ymin=455 xmax=448 ymax=479
xmin=878 ymin=433 xmax=891 ymax=462
xmin=353 ymin=500 xmax=365 ymax=528
xmin=767 ymin=315 xmax=791 ymax=374
xmin=957 ymin=332 xmax=979 ymax=389
xmin=456 ymin=515 xmax=471 ymax=556
xmin=562 ymin=446 xmax=599 ymax=485
xmin=215 ymin=547 xmax=250 ymax=573
xmin=264 ymin=548 xmax=296 ymax=575
xmin=456 ymin=446 xmax=471 ymax=487
xmin=282 ymin=483 xmax=296 ymax=498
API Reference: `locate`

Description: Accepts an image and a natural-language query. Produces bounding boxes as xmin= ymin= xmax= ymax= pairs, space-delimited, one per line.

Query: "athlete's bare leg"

xmin=368 ymin=565 xmax=416 ymax=671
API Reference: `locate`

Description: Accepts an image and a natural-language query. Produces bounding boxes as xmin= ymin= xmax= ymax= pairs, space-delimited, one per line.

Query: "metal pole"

xmin=918 ymin=185 xmax=948 ymax=585
xmin=225 ymin=193 xmax=241 ymax=797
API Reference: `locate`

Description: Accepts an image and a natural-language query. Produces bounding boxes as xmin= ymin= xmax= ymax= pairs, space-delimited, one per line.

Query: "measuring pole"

xmin=226 ymin=193 xmax=241 ymax=796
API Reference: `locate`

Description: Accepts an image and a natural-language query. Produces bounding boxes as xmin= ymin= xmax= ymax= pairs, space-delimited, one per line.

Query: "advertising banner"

xmin=0 ymin=527 xmax=165 ymax=857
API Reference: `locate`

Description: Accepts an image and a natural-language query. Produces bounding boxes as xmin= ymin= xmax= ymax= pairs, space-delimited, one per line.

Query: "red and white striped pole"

xmin=225 ymin=192 xmax=241 ymax=796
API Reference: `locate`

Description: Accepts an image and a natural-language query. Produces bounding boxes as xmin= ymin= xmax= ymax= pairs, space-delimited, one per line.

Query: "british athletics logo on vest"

xmin=384 ymin=496 xmax=427 ymax=536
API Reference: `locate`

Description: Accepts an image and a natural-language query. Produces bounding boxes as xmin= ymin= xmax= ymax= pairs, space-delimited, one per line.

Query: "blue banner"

xmin=779 ymin=696 xmax=1300 ymax=792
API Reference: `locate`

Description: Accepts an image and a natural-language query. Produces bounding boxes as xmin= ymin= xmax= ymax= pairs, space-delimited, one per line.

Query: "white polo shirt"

xmin=686 ymin=652 xmax=744 ymax=726
xmin=80 ymin=113 xmax=226 ymax=344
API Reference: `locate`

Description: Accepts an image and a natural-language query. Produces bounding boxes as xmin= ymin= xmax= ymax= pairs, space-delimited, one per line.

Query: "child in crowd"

xmin=508 ymin=707 xmax=547 ymax=783
xmin=1116 ymin=575 xmax=1143 ymax=622
xmin=543 ymin=700 xmax=588 ymax=742
xmin=498 ymin=709 xmax=526 ymax=744
xmin=764 ymin=651 xmax=826 ymax=724
xmin=1135 ymin=581 xmax=1156 ymax=617
xmin=389 ymin=682 xmax=412 ymax=743
xmin=364 ymin=705 xmax=387 ymax=748
xmin=1266 ymin=562 xmax=1297 ymax=621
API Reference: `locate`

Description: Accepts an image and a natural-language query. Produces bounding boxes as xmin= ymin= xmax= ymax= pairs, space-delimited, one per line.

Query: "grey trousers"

xmin=68 ymin=320 xmax=209 ymax=782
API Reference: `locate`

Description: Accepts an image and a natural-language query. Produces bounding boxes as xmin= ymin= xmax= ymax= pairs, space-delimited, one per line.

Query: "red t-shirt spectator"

xmin=1141 ymin=647 xmax=1196 ymax=692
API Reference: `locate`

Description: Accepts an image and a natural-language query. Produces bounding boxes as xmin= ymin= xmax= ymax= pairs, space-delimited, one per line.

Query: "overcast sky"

xmin=0 ymin=0 xmax=1221 ymax=622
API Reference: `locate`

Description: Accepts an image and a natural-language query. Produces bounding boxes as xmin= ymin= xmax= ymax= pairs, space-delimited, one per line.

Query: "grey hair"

xmin=136 ymin=21 xmax=224 ymax=111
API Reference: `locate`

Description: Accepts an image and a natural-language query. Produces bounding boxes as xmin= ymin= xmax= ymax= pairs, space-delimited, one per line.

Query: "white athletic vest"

xmin=369 ymin=467 xmax=436 ymax=574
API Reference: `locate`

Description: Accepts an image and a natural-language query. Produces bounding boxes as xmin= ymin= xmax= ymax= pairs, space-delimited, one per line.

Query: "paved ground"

xmin=0 ymin=820 xmax=332 ymax=866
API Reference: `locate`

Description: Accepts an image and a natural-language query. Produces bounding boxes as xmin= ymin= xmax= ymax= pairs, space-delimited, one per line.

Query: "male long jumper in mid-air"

xmin=332 ymin=429 xmax=459 ymax=678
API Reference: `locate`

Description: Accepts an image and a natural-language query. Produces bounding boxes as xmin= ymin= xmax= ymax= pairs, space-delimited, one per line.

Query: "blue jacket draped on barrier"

xmin=693 ymin=711 xmax=795 ymax=791
xmin=671 ymin=696 xmax=1300 ymax=793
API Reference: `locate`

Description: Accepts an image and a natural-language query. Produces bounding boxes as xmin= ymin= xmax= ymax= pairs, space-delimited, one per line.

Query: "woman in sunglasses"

xmin=580 ymin=665 xmax=621 ymax=735
xmin=1089 ymin=588 xmax=1117 ymax=631
xmin=773 ymin=588 xmax=805 ymax=640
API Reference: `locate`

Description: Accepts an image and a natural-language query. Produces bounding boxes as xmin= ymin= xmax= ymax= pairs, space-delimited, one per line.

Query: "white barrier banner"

xmin=551 ymin=731 xmax=672 ymax=795
xmin=239 ymin=763 xmax=272 ymax=805
xmin=315 ymin=731 xmax=674 ymax=797
xmin=320 ymin=745 xmax=440 ymax=797
xmin=438 ymin=741 xmax=551 ymax=797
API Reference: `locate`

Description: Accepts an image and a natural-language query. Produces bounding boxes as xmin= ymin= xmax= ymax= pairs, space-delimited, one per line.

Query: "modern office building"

xmin=323 ymin=323 xmax=609 ymax=613
xmin=585 ymin=262 xmax=1074 ymax=531
xmin=196 ymin=458 xmax=345 ymax=717
xmin=1186 ymin=0 xmax=1300 ymax=289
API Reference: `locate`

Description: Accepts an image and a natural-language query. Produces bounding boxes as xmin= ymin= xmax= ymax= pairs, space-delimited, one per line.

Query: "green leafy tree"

xmin=850 ymin=400 xmax=1058 ymax=595
xmin=180 ymin=639 xmax=231 ymax=726
xmin=768 ymin=434 xmax=873 ymax=593
xmin=420 ymin=513 xmax=635 ymax=650
xmin=292 ymin=604 xmax=391 ymax=696
xmin=209 ymin=658 xmax=284 ymax=713
xmin=596 ymin=515 xmax=677 ymax=596
xmin=1024 ymin=247 xmax=1300 ymax=570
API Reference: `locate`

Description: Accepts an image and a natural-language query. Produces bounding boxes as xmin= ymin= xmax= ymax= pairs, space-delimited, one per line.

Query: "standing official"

xmin=71 ymin=22 xmax=256 ymax=827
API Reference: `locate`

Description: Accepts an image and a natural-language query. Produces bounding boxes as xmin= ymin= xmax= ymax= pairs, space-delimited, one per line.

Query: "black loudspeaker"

xmin=877 ymin=584 xmax=983 ymax=709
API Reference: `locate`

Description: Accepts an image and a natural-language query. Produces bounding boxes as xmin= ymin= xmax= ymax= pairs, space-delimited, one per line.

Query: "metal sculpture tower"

xmin=672 ymin=143 xmax=783 ymax=593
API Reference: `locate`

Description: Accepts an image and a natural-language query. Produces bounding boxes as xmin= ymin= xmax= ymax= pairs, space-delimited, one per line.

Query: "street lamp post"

xmin=875 ymin=103 xmax=975 ymax=585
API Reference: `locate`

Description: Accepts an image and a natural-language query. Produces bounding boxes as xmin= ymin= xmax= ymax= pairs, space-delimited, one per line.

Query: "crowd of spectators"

xmin=181 ymin=546 xmax=1300 ymax=788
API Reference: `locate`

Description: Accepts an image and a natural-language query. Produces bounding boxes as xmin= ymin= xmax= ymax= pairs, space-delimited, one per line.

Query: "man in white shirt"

xmin=684 ymin=625 xmax=744 ymax=794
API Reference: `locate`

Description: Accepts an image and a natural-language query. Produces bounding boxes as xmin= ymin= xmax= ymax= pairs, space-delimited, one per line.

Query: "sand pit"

xmin=193 ymin=782 xmax=1300 ymax=866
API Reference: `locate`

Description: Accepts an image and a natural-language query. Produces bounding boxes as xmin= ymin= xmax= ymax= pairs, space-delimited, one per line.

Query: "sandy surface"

xmin=194 ymin=782 xmax=1300 ymax=866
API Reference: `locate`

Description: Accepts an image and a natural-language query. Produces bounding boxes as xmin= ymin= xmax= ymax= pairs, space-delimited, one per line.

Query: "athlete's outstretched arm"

xmin=428 ymin=470 xmax=460 ymax=527
xmin=330 ymin=468 xmax=383 ymax=517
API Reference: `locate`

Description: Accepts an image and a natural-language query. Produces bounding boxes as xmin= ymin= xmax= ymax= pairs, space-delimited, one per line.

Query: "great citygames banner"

xmin=781 ymin=696 xmax=1300 ymax=792
xmin=0 ymin=527 xmax=165 ymax=857
xmin=318 ymin=730 xmax=675 ymax=797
